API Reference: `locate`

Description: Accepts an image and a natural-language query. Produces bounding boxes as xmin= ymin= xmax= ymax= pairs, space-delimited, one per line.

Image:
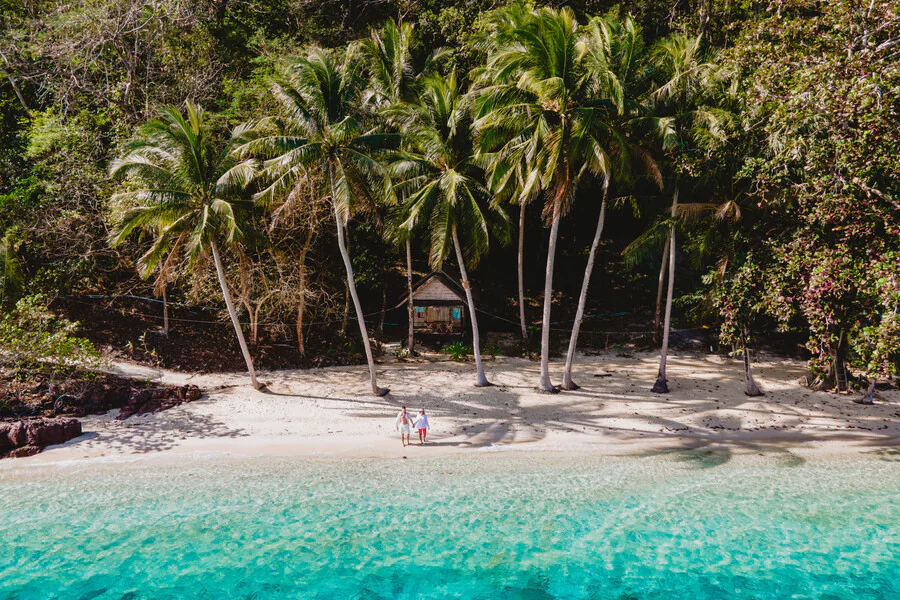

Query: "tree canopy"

xmin=0 ymin=0 xmax=897 ymax=388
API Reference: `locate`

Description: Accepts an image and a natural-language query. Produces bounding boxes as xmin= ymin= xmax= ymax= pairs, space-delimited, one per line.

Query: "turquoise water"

xmin=1 ymin=450 xmax=899 ymax=599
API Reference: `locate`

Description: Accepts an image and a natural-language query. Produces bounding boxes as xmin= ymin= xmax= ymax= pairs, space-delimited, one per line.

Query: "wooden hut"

xmin=404 ymin=271 xmax=467 ymax=334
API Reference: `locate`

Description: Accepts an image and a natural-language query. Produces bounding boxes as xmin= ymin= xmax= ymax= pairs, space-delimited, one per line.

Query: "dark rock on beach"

xmin=116 ymin=385 xmax=203 ymax=420
xmin=0 ymin=417 xmax=82 ymax=458
xmin=1 ymin=367 xmax=203 ymax=459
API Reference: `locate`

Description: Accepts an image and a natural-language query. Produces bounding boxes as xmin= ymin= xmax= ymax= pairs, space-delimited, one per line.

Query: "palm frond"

xmin=622 ymin=219 xmax=671 ymax=269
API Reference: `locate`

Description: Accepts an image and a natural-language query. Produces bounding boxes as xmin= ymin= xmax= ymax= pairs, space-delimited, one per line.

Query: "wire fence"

xmin=54 ymin=293 xmax=709 ymax=345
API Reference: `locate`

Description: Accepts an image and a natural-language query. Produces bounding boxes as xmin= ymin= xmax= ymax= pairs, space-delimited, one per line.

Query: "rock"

xmin=63 ymin=419 xmax=81 ymax=441
xmin=132 ymin=389 xmax=153 ymax=404
xmin=117 ymin=389 xmax=153 ymax=420
xmin=4 ymin=421 xmax=25 ymax=447
xmin=7 ymin=445 xmax=41 ymax=458
xmin=116 ymin=385 xmax=202 ymax=420
xmin=0 ymin=417 xmax=81 ymax=458
xmin=53 ymin=394 xmax=81 ymax=415
xmin=24 ymin=417 xmax=81 ymax=447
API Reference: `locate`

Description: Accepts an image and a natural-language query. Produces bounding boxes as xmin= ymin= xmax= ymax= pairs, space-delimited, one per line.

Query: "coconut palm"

xmin=389 ymin=72 xmax=508 ymax=387
xmin=472 ymin=4 xmax=541 ymax=347
xmin=237 ymin=48 xmax=393 ymax=396
xmin=475 ymin=5 xmax=625 ymax=392
xmin=643 ymin=33 xmax=731 ymax=393
xmin=559 ymin=14 xmax=662 ymax=390
xmin=353 ymin=19 xmax=449 ymax=109
xmin=108 ymin=101 xmax=262 ymax=389
xmin=479 ymin=131 xmax=541 ymax=346
xmin=355 ymin=19 xmax=447 ymax=355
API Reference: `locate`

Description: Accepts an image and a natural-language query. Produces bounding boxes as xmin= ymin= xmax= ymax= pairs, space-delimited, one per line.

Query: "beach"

xmin=13 ymin=352 xmax=899 ymax=464
xmin=5 ymin=353 xmax=900 ymax=600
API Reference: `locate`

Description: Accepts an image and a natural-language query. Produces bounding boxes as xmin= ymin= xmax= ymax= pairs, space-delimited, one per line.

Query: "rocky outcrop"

xmin=116 ymin=385 xmax=202 ymax=420
xmin=1 ymin=383 xmax=202 ymax=459
xmin=0 ymin=417 xmax=82 ymax=458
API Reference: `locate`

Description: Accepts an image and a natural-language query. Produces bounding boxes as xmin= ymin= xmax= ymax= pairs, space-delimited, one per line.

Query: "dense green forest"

xmin=0 ymin=0 xmax=897 ymax=395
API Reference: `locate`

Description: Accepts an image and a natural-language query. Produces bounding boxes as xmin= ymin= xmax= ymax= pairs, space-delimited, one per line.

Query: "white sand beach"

xmin=17 ymin=352 xmax=900 ymax=464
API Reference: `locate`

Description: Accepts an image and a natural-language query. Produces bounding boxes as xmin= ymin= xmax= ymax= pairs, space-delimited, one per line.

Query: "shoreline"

xmin=7 ymin=352 xmax=900 ymax=467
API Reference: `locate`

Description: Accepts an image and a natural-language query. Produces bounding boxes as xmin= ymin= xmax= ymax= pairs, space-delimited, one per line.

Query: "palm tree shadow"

xmin=59 ymin=412 xmax=249 ymax=455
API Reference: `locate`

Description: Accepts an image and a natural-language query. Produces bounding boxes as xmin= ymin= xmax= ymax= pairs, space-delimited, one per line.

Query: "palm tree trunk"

xmin=340 ymin=236 xmax=351 ymax=335
xmin=406 ymin=239 xmax=415 ymax=354
xmin=340 ymin=280 xmax=350 ymax=335
xmin=161 ymin=286 xmax=169 ymax=336
xmin=538 ymin=215 xmax=562 ymax=393
xmin=652 ymin=188 xmax=679 ymax=394
xmin=743 ymin=329 xmax=764 ymax=397
xmin=833 ymin=330 xmax=848 ymax=392
xmin=210 ymin=240 xmax=260 ymax=389
xmin=330 ymin=190 xmax=388 ymax=397
xmin=652 ymin=227 xmax=676 ymax=394
xmin=249 ymin=305 xmax=260 ymax=346
xmin=857 ymin=379 xmax=876 ymax=405
xmin=517 ymin=203 xmax=528 ymax=343
xmin=296 ymin=234 xmax=313 ymax=357
xmin=653 ymin=241 xmax=670 ymax=341
xmin=452 ymin=229 xmax=491 ymax=387
xmin=562 ymin=178 xmax=609 ymax=390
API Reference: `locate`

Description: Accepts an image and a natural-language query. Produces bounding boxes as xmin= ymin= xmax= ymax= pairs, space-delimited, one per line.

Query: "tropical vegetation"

xmin=0 ymin=0 xmax=897 ymax=396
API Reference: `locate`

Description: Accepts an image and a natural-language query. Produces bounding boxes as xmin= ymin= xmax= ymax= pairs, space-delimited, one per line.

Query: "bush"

xmin=442 ymin=341 xmax=472 ymax=362
xmin=0 ymin=295 xmax=100 ymax=375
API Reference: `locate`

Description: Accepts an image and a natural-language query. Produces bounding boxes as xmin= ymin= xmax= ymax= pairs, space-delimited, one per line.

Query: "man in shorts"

xmin=395 ymin=406 xmax=412 ymax=447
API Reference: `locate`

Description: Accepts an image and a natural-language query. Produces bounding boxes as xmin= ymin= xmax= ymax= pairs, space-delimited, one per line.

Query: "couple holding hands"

xmin=395 ymin=406 xmax=430 ymax=446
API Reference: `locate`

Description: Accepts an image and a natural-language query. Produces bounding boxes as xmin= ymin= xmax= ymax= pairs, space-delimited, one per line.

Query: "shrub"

xmin=442 ymin=341 xmax=472 ymax=362
xmin=0 ymin=295 xmax=100 ymax=375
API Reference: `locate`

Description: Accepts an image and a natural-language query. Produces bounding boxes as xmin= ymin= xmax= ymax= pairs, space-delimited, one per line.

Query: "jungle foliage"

xmin=0 ymin=0 xmax=897 ymax=389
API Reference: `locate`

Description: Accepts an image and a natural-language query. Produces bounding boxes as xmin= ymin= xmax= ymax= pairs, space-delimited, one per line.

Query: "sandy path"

xmin=16 ymin=352 xmax=900 ymax=464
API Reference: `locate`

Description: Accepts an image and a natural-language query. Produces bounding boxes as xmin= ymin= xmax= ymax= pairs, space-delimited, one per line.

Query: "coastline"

xmin=8 ymin=352 xmax=900 ymax=467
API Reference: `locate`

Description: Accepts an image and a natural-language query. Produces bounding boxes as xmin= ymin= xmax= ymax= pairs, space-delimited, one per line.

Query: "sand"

xmin=14 ymin=352 xmax=900 ymax=464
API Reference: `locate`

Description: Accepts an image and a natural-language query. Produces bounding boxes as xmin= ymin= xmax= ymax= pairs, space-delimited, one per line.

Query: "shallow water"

xmin=1 ymin=449 xmax=899 ymax=599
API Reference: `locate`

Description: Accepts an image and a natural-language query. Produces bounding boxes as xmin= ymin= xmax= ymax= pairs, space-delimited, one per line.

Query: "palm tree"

xmin=642 ymin=33 xmax=729 ymax=393
xmin=353 ymin=19 xmax=448 ymax=108
xmin=653 ymin=189 xmax=679 ymax=393
xmin=355 ymin=19 xmax=447 ymax=355
xmin=238 ymin=49 xmax=393 ymax=396
xmin=109 ymin=101 xmax=262 ymax=389
xmin=624 ymin=191 xmax=742 ymax=392
xmin=475 ymin=5 xmax=624 ymax=392
xmin=389 ymin=72 xmax=508 ymax=387
xmin=560 ymin=14 xmax=661 ymax=390
xmin=473 ymin=2 xmax=540 ymax=347
xmin=480 ymin=136 xmax=540 ymax=346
